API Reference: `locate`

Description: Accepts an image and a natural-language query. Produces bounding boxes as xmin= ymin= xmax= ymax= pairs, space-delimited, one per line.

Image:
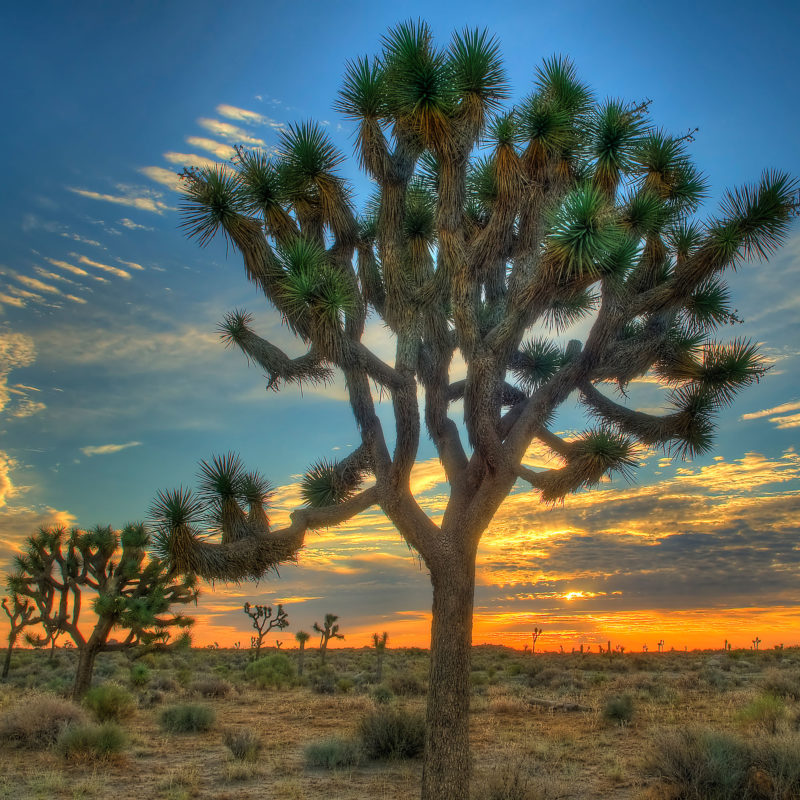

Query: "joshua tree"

xmin=8 ymin=524 xmax=197 ymax=698
xmin=1 ymin=592 xmax=37 ymax=679
xmin=313 ymin=613 xmax=344 ymax=663
xmin=752 ymin=636 xmax=761 ymax=651
xmin=151 ymin=21 xmax=796 ymax=799
xmin=243 ymin=601 xmax=289 ymax=658
xmin=372 ymin=631 xmax=389 ymax=682
xmin=531 ymin=626 xmax=543 ymax=654
xmin=295 ymin=630 xmax=310 ymax=675
xmin=657 ymin=640 xmax=665 ymax=653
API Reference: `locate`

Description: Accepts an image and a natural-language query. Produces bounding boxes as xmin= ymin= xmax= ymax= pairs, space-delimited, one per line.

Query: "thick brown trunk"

xmin=421 ymin=556 xmax=476 ymax=800
xmin=72 ymin=616 xmax=115 ymax=700
xmin=72 ymin=644 xmax=101 ymax=699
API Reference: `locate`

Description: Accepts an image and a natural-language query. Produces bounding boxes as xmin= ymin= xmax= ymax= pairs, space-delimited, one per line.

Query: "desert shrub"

xmin=223 ymin=728 xmax=262 ymax=761
xmin=138 ymin=689 xmax=164 ymax=709
xmin=159 ymin=703 xmax=215 ymax=733
xmin=308 ymin=663 xmax=337 ymax=694
xmin=371 ymin=684 xmax=394 ymax=705
xmin=245 ymin=654 xmax=295 ymax=689
xmin=175 ymin=666 xmax=193 ymax=686
xmin=603 ymin=694 xmax=635 ymax=726
xmin=188 ymin=677 xmax=232 ymax=698
xmin=761 ymin=668 xmax=800 ymax=700
xmin=150 ymin=674 xmax=179 ymax=692
xmin=645 ymin=727 xmax=800 ymax=799
xmin=129 ymin=663 xmax=150 ymax=687
xmin=0 ymin=694 xmax=87 ymax=748
xmin=737 ymin=693 xmax=787 ymax=734
xmin=57 ymin=722 xmax=126 ymax=759
xmin=388 ymin=673 xmax=426 ymax=696
xmin=336 ymin=676 xmax=355 ymax=693
xmin=476 ymin=760 xmax=538 ymax=800
xmin=358 ymin=706 xmax=425 ymax=760
xmin=305 ymin=736 xmax=364 ymax=769
xmin=83 ymin=684 xmax=135 ymax=722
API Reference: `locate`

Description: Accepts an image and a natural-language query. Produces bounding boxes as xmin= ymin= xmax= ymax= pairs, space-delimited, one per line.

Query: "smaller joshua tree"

xmin=372 ymin=631 xmax=388 ymax=683
xmin=9 ymin=524 xmax=197 ymax=698
xmin=295 ymin=630 xmax=310 ymax=676
xmin=531 ymin=627 xmax=543 ymax=654
xmin=243 ymin=601 xmax=289 ymax=659
xmin=313 ymin=613 xmax=344 ymax=664
xmin=1 ymin=592 xmax=37 ymax=679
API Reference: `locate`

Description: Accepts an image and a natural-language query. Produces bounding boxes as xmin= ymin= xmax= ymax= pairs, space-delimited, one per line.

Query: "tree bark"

xmin=72 ymin=617 xmax=115 ymax=700
xmin=421 ymin=552 xmax=476 ymax=800
xmin=2 ymin=637 xmax=14 ymax=680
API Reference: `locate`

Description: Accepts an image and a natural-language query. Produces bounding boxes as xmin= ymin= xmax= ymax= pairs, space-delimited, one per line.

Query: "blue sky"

xmin=1 ymin=0 xmax=798 ymax=649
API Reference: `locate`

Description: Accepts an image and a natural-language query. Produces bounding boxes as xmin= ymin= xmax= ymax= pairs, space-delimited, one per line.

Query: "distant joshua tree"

xmin=657 ymin=640 xmax=665 ymax=653
xmin=752 ymin=636 xmax=761 ymax=651
xmin=8 ymin=524 xmax=196 ymax=698
xmin=372 ymin=631 xmax=389 ymax=682
xmin=642 ymin=644 xmax=648 ymax=653
xmin=313 ymin=614 xmax=344 ymax=663
xmin=295 ymin=630 xmax=311 ymax=675
xmin=2 ymin=593 xmax=36 ymax=679
xmin=531 ymin=627 xmax=543 ymax=654
xmin=243 ymin=601 xmax=289 ymax=658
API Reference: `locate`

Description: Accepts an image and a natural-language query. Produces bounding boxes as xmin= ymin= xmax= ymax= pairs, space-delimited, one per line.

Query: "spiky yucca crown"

xmin=162 ymin=20 xmax=797 ymax=584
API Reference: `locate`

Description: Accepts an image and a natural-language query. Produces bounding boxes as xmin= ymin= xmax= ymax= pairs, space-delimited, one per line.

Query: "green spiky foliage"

xmin=162 ymin=23 xmax=796 ymax=800
xmin=6 ymin=524 xmax=197 ymax=698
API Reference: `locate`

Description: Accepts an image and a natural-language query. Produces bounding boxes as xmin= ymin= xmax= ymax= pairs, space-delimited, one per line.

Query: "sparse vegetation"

xmin=358 ymin=706 xmax=426 ymax=760
xmin=159 ymin=703 xmax=216 ymax=733
xmin=0 ymin=693 xmax=87 ymax=748
xmin=83 ymin=683 xmax=136 ymax=722
xmin=56 ymin=721 xmax=126 ymax=759
xmin=223 ymin=727 xmax=262 ymax=761
xmin=305 ymin=736 xmax=364 ymax=769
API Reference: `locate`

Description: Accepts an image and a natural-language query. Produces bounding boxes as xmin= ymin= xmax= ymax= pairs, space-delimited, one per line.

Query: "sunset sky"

xmin=1 ymin=1 xmax=798 ymax=653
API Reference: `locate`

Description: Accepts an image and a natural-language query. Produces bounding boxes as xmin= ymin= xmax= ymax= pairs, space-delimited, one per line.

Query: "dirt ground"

xmin=1 ymin=645 xmax=798 ymax=799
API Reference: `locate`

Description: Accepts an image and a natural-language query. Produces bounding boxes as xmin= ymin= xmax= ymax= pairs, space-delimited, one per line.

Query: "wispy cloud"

xmin=216 ymin=104 xmax=284 ymax=129
xmin=197 ymin=118 xmax=265 ymax=146
xmin=34 ymin=267 xmax=81 ymax=287
xmin=68 ymin=186 xmax=173 ymax=214
xmin=119 ymin=218 xmax=154 ymax=231
xmin=138 ymin=167 xmax=182 ymax=193
xmin=116 ymin=258 xmax=145 ymax=271
xmin=44 ymin=257 xmax=107 ymax=282
xmin=163 ymin=151 xmax=219 ymax=169
xmin=742 ymin=399 xmax=800 ymax=429
xmin=185 ymin=137 xmax=236 ymax=160
xmin=0 ymin=333 xmax=44 ymax=418
xmin=80 ymin=441 xmax=142 ymax=457
xmin=61 ymin=232 xmax=103 ymax=247
xmin=73 ymin=254 xmax=131 ymax=280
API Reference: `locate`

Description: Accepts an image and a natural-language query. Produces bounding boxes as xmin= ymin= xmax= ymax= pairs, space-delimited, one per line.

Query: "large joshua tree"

xmin=152 ymin=21 xmax=797 ymax=800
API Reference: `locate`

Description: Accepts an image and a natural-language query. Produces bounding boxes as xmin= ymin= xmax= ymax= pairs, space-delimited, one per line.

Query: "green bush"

xmin=223 ymin=728 xmax=262 ymax=761
xmin=305 ymin=736 xmax=364 ymax=769
xmin=57 ymin=722 xmax=126 ymax=759
xmin=388 ymin=673 xmax=425 ymax=696
xmin=602 ymin=693 xmax=635 ymax=726
xmin=245 ymin=654 xmax=295 ymax=689
xmin=761 ymin=669 xmax=800 ymax=701
xmin=358 ymin=706 xmax=425 ymax=760
xmin=308 ymin=663 xmax=337 ymax=694
xmin=737 ymin=693 xmax=787 ymax=734
xmin=371 ymin=684 xmax=394 ymax=705
xmin=645 ymin=727 xmax=800 ymax=800
xmin=0 ymin=694 xmax=87 ymax=749
xmin=159 ymin=703 xmax=216 ymax=733
xmin=84 ymin=684 xmax=136 ymax=722
xmin=129 ymin=663 xmax=151 ymax=687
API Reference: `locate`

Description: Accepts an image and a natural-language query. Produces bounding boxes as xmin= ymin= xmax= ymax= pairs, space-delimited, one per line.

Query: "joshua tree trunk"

xmin=2 ymin=636 xmax=14 ymax=680
xmin=422 ymin=551 xmax=477 ymax=800
xmin=298 ymin=642 xmax=306 ymax=676
xmin=72 ymin=617 xmax=114 ymax=700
